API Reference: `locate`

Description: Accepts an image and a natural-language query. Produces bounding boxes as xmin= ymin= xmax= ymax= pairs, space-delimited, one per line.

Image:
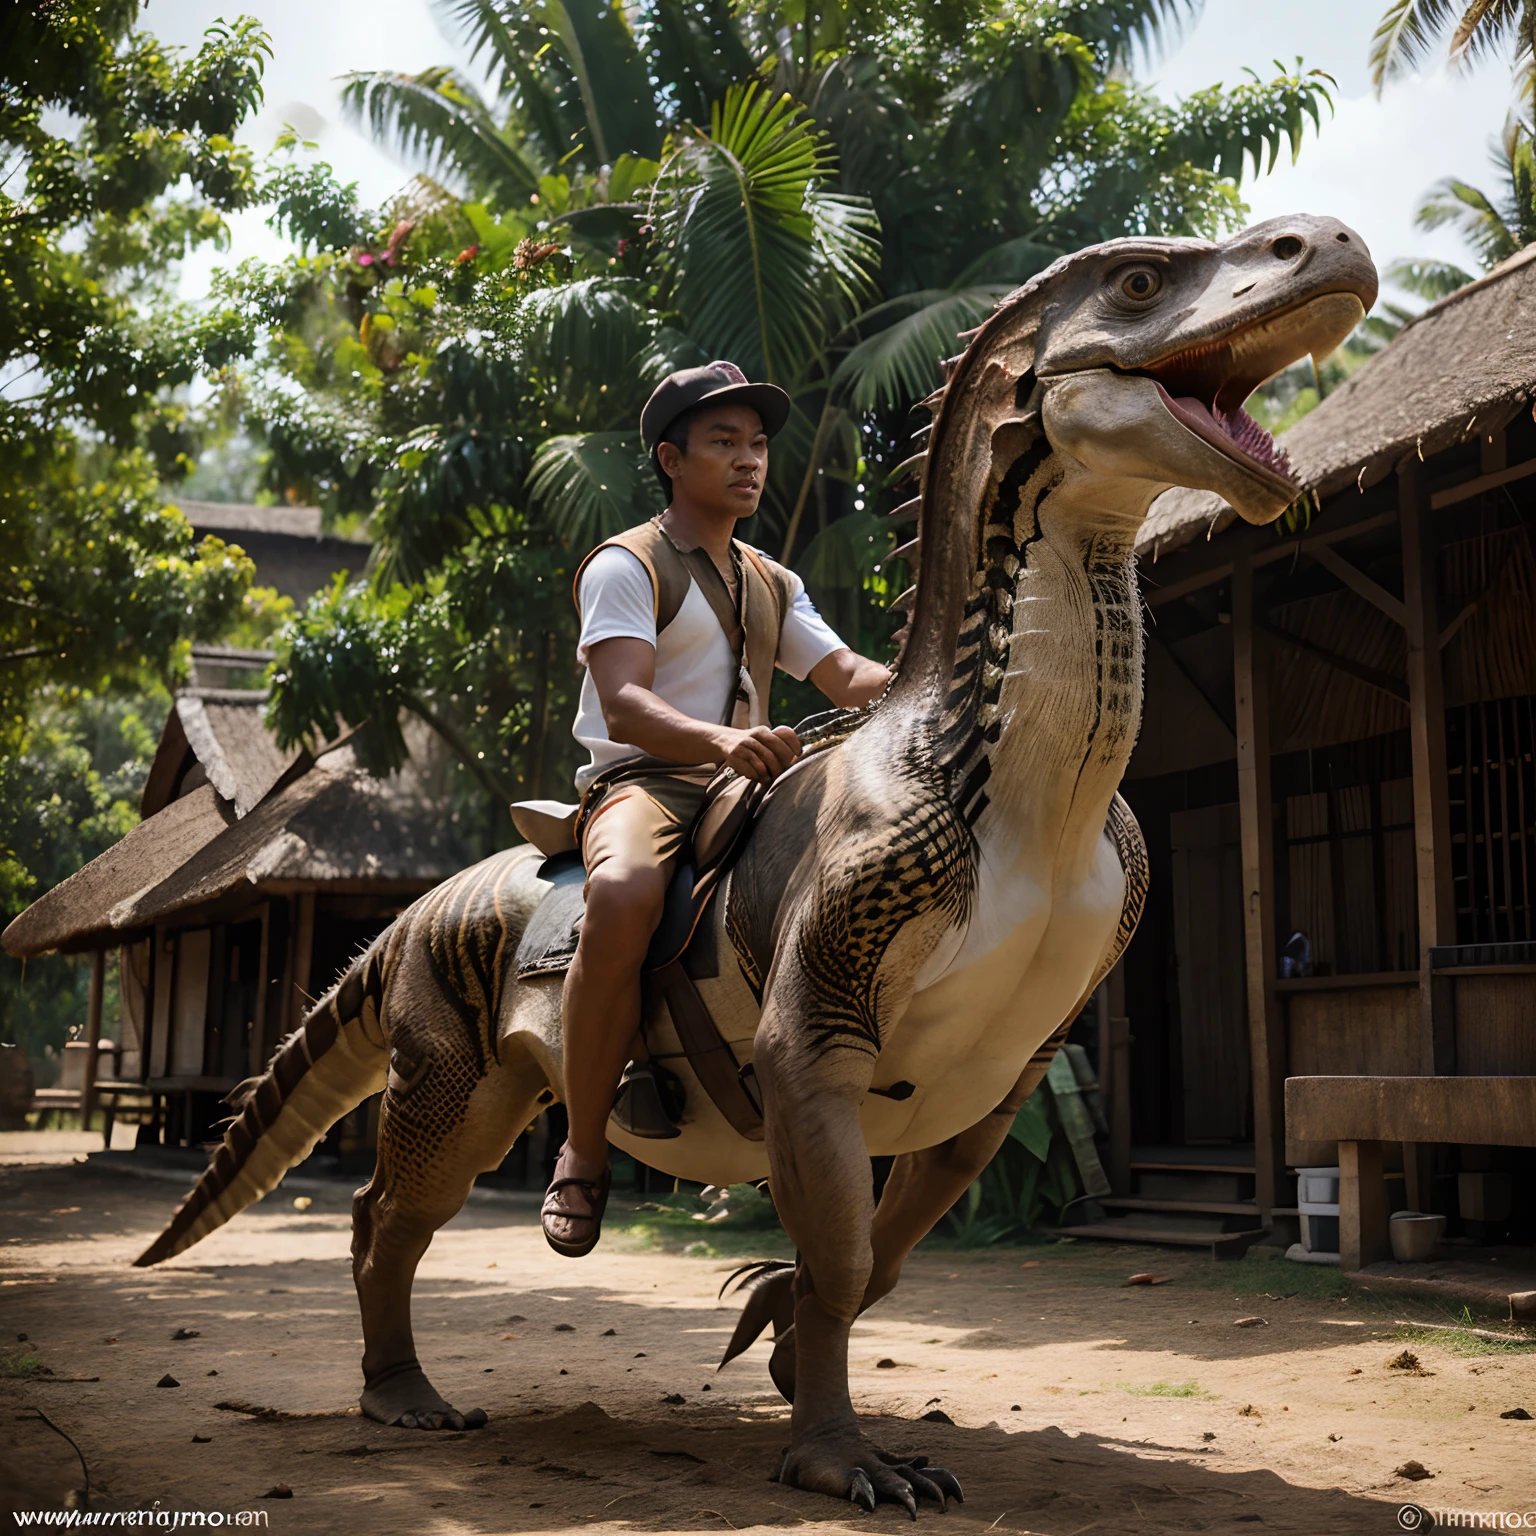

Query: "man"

xmin=541 ymin=361 xmax=892 ymax=1257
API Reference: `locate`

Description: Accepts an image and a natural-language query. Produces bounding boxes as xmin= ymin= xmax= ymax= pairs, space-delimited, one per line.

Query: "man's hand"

xmin=712 ymin=723 xmax=802 ymax=783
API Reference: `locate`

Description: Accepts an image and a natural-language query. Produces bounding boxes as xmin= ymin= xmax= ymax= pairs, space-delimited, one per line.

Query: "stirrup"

xmin=541 ymin=1169 xmax=611 ymax=1259
xmin=610 ymin=1059 xmax=683 ymax=1139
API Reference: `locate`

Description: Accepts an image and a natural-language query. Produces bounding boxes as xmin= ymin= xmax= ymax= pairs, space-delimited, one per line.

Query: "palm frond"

xmin=340 ymin=67 xmax=540 ymax=202
xmin=954 ymin=235 xmax=1062 ymax=287
xmin=1369 ymin=0 xmax=1465 ymax=91
xmin=521 ymin=278 xmax=654 ymax=421
xmin=1384 ymin=256 xmax=1478 ymax=298
xmin=830 ymin=288 xmax=1005 ymax=414
xmin=1448 ymin=0 xmax=1532 ymax=68
xmin=1415 ymin=174 xmax=1522 ymax=265
xmin=525 ymin=431 xmax=660 ymax=552
xmin=536 ymin=0 xmax=663 ymax=166
xmin=655 ymin=82 xmax=879 ymax=386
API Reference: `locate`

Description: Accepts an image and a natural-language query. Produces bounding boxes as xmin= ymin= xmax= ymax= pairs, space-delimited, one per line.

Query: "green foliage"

xmin=1118 ymin=1379 xmax=1212 ymax=1397
xmin=0 ymin=1348 xmax=45 ymax=1379
xmin=219 ymin=0 xmax=1338 ymax=838
xmin=941 ymin=1083 xmax=1083 ymax=1244
xmin=1412 ymin=112 xmax=1536 ymax=269
xmin=0 ymin=692 xmax=164 ymax=1057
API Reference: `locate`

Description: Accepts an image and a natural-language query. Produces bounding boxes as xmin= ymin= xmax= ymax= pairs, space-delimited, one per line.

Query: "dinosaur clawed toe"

xmin=776 ymin=1432 xmax=960 ymax=1517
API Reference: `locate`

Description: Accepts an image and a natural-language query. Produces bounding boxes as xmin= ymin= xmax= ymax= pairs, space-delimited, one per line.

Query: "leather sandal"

xmin=541 ymin=1168 xmax=611 ymax=1258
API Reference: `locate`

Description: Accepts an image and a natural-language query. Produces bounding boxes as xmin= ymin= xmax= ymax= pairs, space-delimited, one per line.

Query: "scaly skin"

xmin=137 ymin=216 xmax=1377 ymax=1506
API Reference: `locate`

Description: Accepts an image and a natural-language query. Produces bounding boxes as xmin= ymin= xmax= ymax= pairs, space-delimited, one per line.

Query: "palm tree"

xmin=1408 ymin=110 xmax=1536 ymax=267
xmin=344 ymin=1 xmax=1335 ymax=582
xmin=1371 ymin=0 xmax=1536 ymax=104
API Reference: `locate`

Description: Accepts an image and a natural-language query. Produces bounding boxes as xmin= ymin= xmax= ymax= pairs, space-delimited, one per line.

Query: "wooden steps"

xmin=1058 ymin=1221 xmax=1269 ymax=1260
xmin=1100 ymin=1196 xmax=1263 ymax=1218
xmin=1131 ymin=1161 xmax=1256 ymax=1176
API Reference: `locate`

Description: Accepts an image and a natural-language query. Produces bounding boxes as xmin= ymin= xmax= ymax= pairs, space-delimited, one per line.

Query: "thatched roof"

xmin=1 ymin=786 xmax=233 ymax=958
xmin=111 ymin=752 xmax=466 ymax=929
xmin=140 ymin=690 xmax=301 ymax=820
xmin=1138 ymin=243 xmax=1536 ymax=562
xmin=176 ymin=499 xmax=350 ymax=541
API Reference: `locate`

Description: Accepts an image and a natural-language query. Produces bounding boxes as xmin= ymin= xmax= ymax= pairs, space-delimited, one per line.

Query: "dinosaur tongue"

xmin=1155 ymin=383 xmax=1295 ymax=484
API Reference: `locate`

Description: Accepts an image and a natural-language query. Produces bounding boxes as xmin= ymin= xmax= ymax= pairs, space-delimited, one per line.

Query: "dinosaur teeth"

xmin=1155 ymin=383 xmax=1295 ymax=484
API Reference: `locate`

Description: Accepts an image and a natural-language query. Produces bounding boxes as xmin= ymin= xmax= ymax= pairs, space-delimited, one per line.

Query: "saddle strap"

xmin=652 ymin=959 xmax=764 ymax=1142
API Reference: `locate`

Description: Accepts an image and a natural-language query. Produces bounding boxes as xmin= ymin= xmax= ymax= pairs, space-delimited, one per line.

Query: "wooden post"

xmin=1107 ymin=960 xmax=1132 ymax=1195
xmin=82 ymin=949 xmax=104 ymax=1136
xmin=251 ymin=903 xmax=270 ymax=1078
xmin=1339 ymin=1139 xmax=1391 ymax=1271
xmin=1232 ymin=553 xmax=1285 ymax=1218
xmin=1399 ymin=461 xmax=1455 ymax=1074
xmin=289 ymin=891 xmax=316 ymax=1039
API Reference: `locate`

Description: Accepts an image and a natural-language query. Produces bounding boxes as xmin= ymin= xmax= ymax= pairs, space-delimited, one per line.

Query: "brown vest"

xmin=572 ymin=517 xmax=792 ymax=730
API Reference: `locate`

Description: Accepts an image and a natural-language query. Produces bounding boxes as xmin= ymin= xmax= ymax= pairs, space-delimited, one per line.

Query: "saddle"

xmin=511 ymin=767 xmax=768 ymax=1141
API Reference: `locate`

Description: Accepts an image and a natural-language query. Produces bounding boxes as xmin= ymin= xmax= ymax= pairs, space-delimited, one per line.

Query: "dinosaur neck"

xmin=894 ymin=439 xmax=1150 ymax=857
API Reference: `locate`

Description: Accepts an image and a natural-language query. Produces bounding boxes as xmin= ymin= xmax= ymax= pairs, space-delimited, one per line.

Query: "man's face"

xmin=658 ymin=403 xmax=767 ymax=516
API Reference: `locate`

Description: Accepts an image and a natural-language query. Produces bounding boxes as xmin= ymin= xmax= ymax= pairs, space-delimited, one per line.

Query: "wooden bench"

xmin=1285 ymin=1076 xmax=1536 ymax=1270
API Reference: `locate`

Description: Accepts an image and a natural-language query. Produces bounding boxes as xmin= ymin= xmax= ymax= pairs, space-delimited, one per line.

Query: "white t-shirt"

xmin=572 ymin=543 xmax=845 ymax=790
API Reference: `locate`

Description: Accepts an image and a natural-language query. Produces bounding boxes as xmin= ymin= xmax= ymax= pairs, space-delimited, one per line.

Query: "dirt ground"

xmin=3 ymin=1142 xmax=1535 ymax=1535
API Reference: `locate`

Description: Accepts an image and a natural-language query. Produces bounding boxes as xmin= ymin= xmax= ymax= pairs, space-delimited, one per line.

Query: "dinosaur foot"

xmin=361 ymin=1363 xmax=488 ymax=1431
xmin=776 ymin=1431 xmax=962 ymax=1518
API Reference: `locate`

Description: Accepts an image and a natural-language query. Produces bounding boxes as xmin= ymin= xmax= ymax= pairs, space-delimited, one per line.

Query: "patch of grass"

xmin=1176 ymin=1249 xmax=1352 ymax=1301
xmin=607 ymin=1184 xmax=793 ymax=1259
xmin=1117 ymin=1379 xmax=1212 ymax=1399
xmin=0 ymin=1349 xmax=44 ymax=1378
xmin=1395 ymin=1307 xmax=1536 ymax=1358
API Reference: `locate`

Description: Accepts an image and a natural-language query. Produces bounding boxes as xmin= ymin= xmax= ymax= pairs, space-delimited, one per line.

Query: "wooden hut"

xmin=2 ymin=690 xmax=468 ymax=1149
xmin=1085 ymin=245 xmax=1536 ymax=1267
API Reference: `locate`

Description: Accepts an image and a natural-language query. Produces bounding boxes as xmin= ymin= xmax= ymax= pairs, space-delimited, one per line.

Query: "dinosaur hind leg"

xmin=354 ymin=1037 xmax=548 ymax=1431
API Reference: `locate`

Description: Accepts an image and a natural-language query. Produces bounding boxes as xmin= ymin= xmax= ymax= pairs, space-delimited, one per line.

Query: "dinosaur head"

xmin=1025 ymin=214 xmax=1378 ymax=524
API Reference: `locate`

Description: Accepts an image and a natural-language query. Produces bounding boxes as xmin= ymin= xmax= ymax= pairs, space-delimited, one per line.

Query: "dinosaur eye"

xmin=1116 ymin=266 xmax=1162 ymax=301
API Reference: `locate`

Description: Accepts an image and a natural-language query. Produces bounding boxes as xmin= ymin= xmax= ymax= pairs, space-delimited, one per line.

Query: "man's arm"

xmin=809 ymin=647 xmax=892 ymax=709
xmin=588 ymin=636 xmax=801 ymax=784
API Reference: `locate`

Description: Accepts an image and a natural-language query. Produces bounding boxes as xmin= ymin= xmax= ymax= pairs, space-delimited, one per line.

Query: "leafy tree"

xmin=0 ymin=1 xmax=279 ymax=754
xmin=340 ymin=1 xmax=1333 ymax=557
xmin=243 ymin=1 xmax=1336 ymax=807
xmin=0 ymin=2 xmax=306 ymax=1064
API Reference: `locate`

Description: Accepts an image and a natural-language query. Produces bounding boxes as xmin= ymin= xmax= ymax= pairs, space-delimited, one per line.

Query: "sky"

xmin=140 ymin=0 xmax=1525 ymax=307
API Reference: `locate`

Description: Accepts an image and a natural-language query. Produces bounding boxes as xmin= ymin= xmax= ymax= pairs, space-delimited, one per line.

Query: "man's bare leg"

xmin=545 ymin=848 xmax=666 ymax=1249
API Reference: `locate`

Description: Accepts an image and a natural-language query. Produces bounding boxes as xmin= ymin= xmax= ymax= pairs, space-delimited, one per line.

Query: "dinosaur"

xmin=136 ymin=214 xmax=1376 ymax=1516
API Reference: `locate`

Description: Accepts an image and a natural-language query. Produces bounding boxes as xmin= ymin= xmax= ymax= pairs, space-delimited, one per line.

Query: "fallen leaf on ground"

xmin=291 ymin=1197 xmax=311 ymax=1211
xmin=1386 ymin=1351 xmax=1433 ymax=1376
xmin=1500 ymin=1407 xmax=1532 ymax=1420
xmin=1394 ymin=1461 xmax=1433 ymax=1481
xmin=876 ymin=1359 xmax=898 ymax=1369
xmin=1234 ymin=1317 xmax=1268 ymax=1328
xmin=171 ymin=1328 xmax=199 ymax=1340
xmin=1125 ymin=1274 xmax=1169 ymax=1286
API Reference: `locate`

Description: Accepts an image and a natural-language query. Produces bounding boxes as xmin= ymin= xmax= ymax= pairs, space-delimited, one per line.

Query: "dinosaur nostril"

xmin=1336 ymin=232 xmax=1350 ymax=242
xmin=1272 ymin=236 xmax=1304 ymax=260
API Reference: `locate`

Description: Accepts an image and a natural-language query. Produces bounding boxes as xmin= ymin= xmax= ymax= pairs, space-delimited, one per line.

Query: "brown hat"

xmin=640 ymin=361 xmax=791 ymax=493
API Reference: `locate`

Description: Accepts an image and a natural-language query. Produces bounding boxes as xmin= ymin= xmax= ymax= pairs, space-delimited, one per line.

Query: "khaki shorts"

xmin=579 ymin=769 xmax=714 ymax=894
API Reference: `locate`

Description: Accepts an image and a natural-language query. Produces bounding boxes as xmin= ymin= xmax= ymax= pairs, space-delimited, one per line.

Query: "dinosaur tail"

xmin=134 ymin=934 xmax=393 ymax=1267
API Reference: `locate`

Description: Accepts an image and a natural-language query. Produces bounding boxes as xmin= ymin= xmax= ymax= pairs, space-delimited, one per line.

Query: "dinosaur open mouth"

xmin=1133 ymin=292 xmax=1365 ymax=489
xmin=1152 ymin=383 xmax=1295 ymax=486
